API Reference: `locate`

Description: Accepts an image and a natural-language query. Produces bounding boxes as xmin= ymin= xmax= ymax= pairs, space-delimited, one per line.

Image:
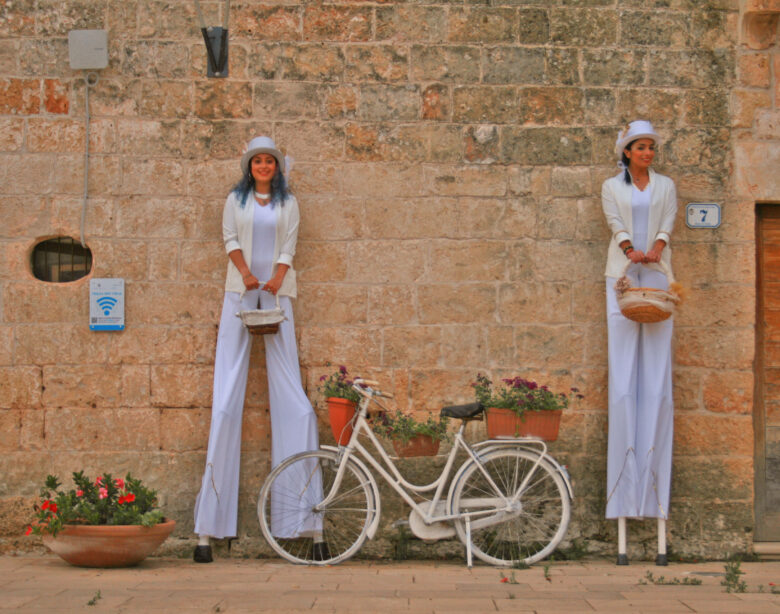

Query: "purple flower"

xmin=339 ymin=365 xmax=348 ymax=374
xmin=319 ymin=375 xmax=327 ymax=381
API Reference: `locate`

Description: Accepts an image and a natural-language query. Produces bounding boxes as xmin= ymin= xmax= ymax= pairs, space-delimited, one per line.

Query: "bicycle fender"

xmin=321 ymin=445 xmax=382 ymax=540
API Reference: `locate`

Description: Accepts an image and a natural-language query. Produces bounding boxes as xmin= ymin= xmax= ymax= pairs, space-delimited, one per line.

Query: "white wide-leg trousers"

xmin=605 ymin=266 xmax=674 ymax=520
xmin=194 ymin=290 xmax=320 ymax=539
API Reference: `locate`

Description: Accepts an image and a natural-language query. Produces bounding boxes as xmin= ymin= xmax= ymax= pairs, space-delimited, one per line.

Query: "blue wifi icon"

xmin=96 ymin=296 xmax=118 ymax=316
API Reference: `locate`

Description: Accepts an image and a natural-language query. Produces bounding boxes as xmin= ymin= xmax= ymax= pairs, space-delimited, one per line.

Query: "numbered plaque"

xmin=685 ymin=203 xmax=721 ymax=229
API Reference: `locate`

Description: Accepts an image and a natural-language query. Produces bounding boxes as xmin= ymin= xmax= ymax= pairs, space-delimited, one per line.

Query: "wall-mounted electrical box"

xmin=68 ymin=30 xmax=108 ymax=70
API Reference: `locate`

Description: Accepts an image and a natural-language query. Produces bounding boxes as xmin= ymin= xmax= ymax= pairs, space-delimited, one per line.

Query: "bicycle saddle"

xmin=440 ymin=402 xmax=484 ymax=420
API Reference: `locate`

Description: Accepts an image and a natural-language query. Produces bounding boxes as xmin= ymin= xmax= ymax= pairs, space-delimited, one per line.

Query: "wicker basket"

xmin=237 ymin=293 xmax=286 ymax=335
xmin=615 ymin=260 xmax=680 ymax=324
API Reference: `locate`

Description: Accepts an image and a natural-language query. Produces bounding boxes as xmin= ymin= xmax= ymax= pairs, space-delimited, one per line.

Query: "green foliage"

xmin=87 ymin=590 xmax=102 ymax=606
xmin=26 ymin=471 xmax=165 ymax=537
xmin=639 ymin=571 xmax=702 ymax=586
xmin=721 ymin=560 xmax=747 ymax=593
xmin=372 ymin=410 xmax=450 ymax=445
xmin=318 ymin=364 xmax=361 ymax=404
xmin=472 ymin=374 xmax=580 ymax=415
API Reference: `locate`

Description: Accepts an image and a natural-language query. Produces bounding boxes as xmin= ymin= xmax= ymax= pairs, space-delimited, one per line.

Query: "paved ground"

xmin=1 ymin=555 xmax=779 ymax=613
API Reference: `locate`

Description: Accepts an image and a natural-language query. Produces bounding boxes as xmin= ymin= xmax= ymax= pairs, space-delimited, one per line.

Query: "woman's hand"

xmin=242 ymin=272 xmax=260 ymax=291
xmin=628 ymin=249 xmax=646 ymax=264
xmin=643 ymin=248 xmax=662 ymax=263
xmin=263 ymin=264 xmax=289 ymax=295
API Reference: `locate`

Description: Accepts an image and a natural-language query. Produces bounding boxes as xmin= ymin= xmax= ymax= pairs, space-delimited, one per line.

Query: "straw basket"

xmin=615 ymin=260 xmax=681 ymax=324
xmin=237 ymin=293 xmax=286 ymax=335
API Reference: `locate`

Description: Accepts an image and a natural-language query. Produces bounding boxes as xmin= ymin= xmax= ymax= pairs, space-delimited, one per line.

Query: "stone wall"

xmin=0 ymin=0 xmax=760 ymax=560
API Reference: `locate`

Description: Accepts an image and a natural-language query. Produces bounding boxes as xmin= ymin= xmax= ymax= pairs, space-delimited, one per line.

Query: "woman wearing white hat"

xmin=192 ymin=136 xmax=321 ymax=562
xmin=601 ymin=120 xmax=678 ymax=566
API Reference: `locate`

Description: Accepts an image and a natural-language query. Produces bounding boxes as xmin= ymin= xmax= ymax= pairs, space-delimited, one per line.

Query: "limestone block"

xmin=321 ymin=84 xmax=358 ymax=119
xmin=731 ymin=89 xmax=772 ymax=127
xmin=121 ymin=41 xmax=188 ymax=80
xmin=410 ymin=45 xmax=480 ymax=83
xmin=516 ymin=324 xmax=585 ymax=369
xmin=673 ymin=457 xmax=753 ymax=501
xmin=0 ymin=326 xmax=11 ymax=366
xmin=233 ymin=5 xmax=299 ymax=40
xmin=19 ymin=408 xmax=44 ymax=451
xmin=572 ymin=281 xmax=606 ymax=324
xmin=0 ymin=153 xmax=55 ymax=195
xmin=52 ymin=153 xmax=123 ymax=197
xmin=617 ymin=88 xmax=684 ymax=124
xmin=26 ymin=118 xmax=82 ymax=153
xmin=382 ymin=326 xmax=441 ymax=368
xmin=518 ymin=87 xmax=583 ymax=125
xmin=775 ymin=52 xmax=780 ymax=102
xmin=187 ymin=161 xmax=235 ymax=199
xmin=502 ymin=127 xmax=592 ymax=165
xmin=508 ymin=166 xmax=551 ymax=196
xmin=0 ymin=78 xmax=40 ymax=114
xmin=180 ymin=241 xmax=224 ymax=282
xmin=302 ymin=6 xmax=372 ymax=42
xmin=447 ymin=8 xmax=516 ymax=43
xmin=160 ymin=408 xmax=210 ymax=452
xmin=345 ymin=123 xmax=428 ymax=162
xmin=367 ymin=285 xmax=416 ymax=326
xmin=424 ymin=165 xmax=507 ymax=197
xmin=0 ymin=38 xmax=18 ymax=74
xmin=441 ymin=325 xmax=488 ymax=368
xmin=703 ymin=370 xmax=753 ymax=414
xmin=244 ymin=363 xmax=269 ymax=409
xmin=298 ymin=196 xmax=363 ymax=241
xmin=120 ymin=159 xmax=185 ymax=196
xmin=2 ymin=280 xmax=89 ymax=323
xmin=36 ymin=0 xmax=104 ymax=36
xmin=409 ymin=368 xmax=474 ymax=410
xmin=483 ymin=47 xmax=545 ymax=85
xmin=18 ymin=38 xmax=69 ymax=78
xmin=241 ymin=406 xmax=271 ymax=446
xmin=620 ymin=10 xmax=691 ymax=47
xmin=417 ymin=283 xmax=495 ymax=324
xmin=253 ymin=82 xmax=320 ymax=120
xmin=675 ymin=284 xmax=754 ymax=327
xmin=0 ymin=118 xmax=23 ymax=151
xmin=684 ymin=90 xmax=730 ymax=126
xmin=0 ymin=240 xmax=31 ymax=280
xmin=735 ymin=140 xmax=780 ymax=200
xmin=551 ymin=8 xmax=618 ymax=45
xmin=126 ymin=282 xmax=221 ymax=325
xmin=121 ymin=364 xmax=151 ymax=408
xmin=426 ymin=240 xmax=508 ymax=282
xmin=252 ymin=43 xmax=344 ymax=83
xmin=452 ymin=85 xmax=516 ymax=124
xmin=44 ymin=408 xmax=161 ymax=451
xmin=295 ymin=241 xmax=347 ymax=283
xmin=87 ymin=79 xmax=139 ymax=117
xmin=461 ymin=124 xmax=498 ymax=163
xmin=582 ymin=49 xmax=646 ymax=86
xmin=14 ymin=324 xmax=110 ymax=365
xmin=340 ymin=164 xmax=423 ymax=197
xmin=484 ymin=325 xmax=515 ymax=367
xmin=116 ymin=119 xmax=182 ymax=157
xmin=138 ymin=80 xmax=193 ymax=118
xmin=672 ymin=366 xmax=702 ymax=412
xmin=517 ymin=8 xmax=551 ymax=44
xmin=0 ymin=410 xmax=20 ymax=451
xmin=288 ymin=163 xmax=339 ymax=197
xmin=50 ymin=196 xmax=116 ymax=238
xmin=109 ymin=325 xmax=215 ymax=365
xmin=582 ymin=323 xmax=608 ymax=367
xmin=0 ymin=0 xmax=35 ymax=35
xmin=674 ymin=326 xmax=754 ymax=369
xmin=755 ymin=108 xmax=780 ymax=138
xmin=151 ymin=364 xmax=213 ymax=408
xmin=537 ymin=198 xmax=579 ymax=240
xmin=456 ymin=197 xmax=531 ymax=240
xmin=298 ymin=326 xmax=381 ymax=366
xmin=295 ymin=284 xmax=368 ymax=326
xmin=357 ymin=84 xmax=419 ymax=121
xmin=194 ymin=81 xmax=252 ymax=119
xmin=345 ymin=45 xmax=409 ymax=83
xmin=363 ymin=198 xmax=453 ymax=240
xmin=506 ymin=239 xmax=536 ymax=282
xmin=499 ymin=282 xmax=572 ymax=324
xmin=737 ymin=51 xmax=771 ymax=87
xmin=274 ymin=121 xmax=345 ymax=162
xmin=87 ymin=238 xmax=148 ymax=280
xmin=583 ymin=88 xmax=617 ymax=125
xmin=148 ymin=242 xmax=179 ymax=282
xmin=376 ymin=6 xmax=448 ymax=43
xmin=134 ymin=0 xmax=201 ymax=39
xmin=648 ymin=49 xmax=735 ymax=89
xmin=42 ymin=365 xmax=122 ymax=409
xmin=347 ymin=240 xmax=423 ymax=284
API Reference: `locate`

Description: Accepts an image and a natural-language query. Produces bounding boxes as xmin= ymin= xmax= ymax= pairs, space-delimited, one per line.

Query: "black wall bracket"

xmin=202 ymin=26 xmax=228 ymax=78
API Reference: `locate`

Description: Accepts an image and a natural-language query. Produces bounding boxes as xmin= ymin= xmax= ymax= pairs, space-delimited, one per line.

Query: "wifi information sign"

xmin=89 ymin=278 xmax=125 ymax=331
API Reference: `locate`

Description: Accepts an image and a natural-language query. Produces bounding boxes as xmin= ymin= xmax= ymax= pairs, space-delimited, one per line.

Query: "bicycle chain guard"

xmin=408 ymin=501 xmax=456 ymax=541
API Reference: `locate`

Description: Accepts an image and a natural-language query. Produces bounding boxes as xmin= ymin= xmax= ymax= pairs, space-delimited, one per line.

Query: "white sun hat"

xmin=614 ymin=120 xmax=662 ymax=157
xmin=240 ymin=136 xmax=285 ymax=175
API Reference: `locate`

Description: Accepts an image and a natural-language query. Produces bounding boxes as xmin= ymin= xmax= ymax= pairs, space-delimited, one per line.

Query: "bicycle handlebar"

xmin=353 ymin=378 xmax=394 ymax=399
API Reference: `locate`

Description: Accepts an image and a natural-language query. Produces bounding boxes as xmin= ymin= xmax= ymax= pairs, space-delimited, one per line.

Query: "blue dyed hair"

xmin=232 ymin=159 xmax=289 ymax=208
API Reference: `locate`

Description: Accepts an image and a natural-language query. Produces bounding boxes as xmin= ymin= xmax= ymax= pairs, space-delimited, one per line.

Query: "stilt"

xmin=616 ymin=517 xmax=628 ymax=565
xmin=656 ymin=518 xmax=668 ymax=566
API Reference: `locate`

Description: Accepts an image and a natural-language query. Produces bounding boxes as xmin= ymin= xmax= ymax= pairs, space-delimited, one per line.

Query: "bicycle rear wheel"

xmin=258 ymin=449 xmax=374 ymax=565
xmin=449 ymin=448 xmax=570 ymax=566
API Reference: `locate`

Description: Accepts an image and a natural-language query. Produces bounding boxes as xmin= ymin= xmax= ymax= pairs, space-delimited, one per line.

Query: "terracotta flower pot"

xmin=392 ymin=434 xmax=440 ymax=457
xmin=327 ymin=397 xmax=357 ymax=445
xmin=41 ymin=519 xmax=176 ymax=568
xmin=485 ymin=408 xmax=562 ymax=441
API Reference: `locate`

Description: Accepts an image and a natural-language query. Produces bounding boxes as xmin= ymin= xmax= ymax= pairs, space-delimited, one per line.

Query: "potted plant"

xmin=25 ymin=471 xmax=174 ymax=568
xmin=319 ymin=365 xmax=362 ymax=445
xmin=373 ymin=410 xmax=450 ymax=457
xmin=472 ymin=374 xmax=582 ymax=441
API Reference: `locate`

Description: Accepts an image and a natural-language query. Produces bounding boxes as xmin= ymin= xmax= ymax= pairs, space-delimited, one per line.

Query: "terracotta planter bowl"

xmin=485 ymin=408 xmax=562 ymax=441
xmin=42 ymin=519 xmax=176 ymax=568
xmin=327 ymin=397 xmax=357 ymax=445
xmin=392 ymin=434 xmax=440 ymax=457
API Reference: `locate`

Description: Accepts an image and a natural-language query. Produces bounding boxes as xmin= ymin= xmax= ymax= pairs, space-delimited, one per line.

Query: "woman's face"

xmin=250 ymin=153 xmax=278 ymax=187
xmin=624 ymin=138 xmax=656 ymax=171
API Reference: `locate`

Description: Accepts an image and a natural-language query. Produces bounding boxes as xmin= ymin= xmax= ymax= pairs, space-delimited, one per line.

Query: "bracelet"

xmin=622 ymin=244 xmax=634 ymax=255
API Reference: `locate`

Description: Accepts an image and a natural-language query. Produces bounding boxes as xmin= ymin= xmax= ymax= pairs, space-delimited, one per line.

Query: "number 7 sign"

xmin=685 ymin=203 xmax=721 ymax=229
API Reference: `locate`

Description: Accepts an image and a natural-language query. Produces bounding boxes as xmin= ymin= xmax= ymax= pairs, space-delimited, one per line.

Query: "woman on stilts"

xmin=601 ymin=120 xmax=678 ymax=566
xmin=193 ymin=136 xmax=322 ymax=562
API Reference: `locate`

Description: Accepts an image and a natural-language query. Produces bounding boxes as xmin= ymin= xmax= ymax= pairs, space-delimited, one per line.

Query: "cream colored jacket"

xmin=601 ymin=169 xmax=677 ymax=279
xmin=222 ymin=191 xmax=299 ymax=297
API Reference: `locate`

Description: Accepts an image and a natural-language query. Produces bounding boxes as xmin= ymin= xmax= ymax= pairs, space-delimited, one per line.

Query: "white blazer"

xmin=601 ymin=169 xmax=677 ymax=278
xmin=222 ymin=191 xmax=299 ymax=297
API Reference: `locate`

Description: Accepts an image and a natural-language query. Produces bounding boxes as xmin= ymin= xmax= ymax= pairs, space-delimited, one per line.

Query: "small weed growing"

xmin=639 ymin=571 xmax=702 ymax=586
xmin=721 ymin=560 xmax=747 ymax=593
xmin=543 ymin=563 xmax=551 ymax=582
xmin=86 ymin=590 xmax=102 ymax=606
xmin=499 ymin=571 xmax=520 ymax=585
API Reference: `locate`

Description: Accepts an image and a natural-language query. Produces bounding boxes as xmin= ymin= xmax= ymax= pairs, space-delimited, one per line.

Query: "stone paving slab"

xmin=0 ymin=556 xmax=779 ymax=613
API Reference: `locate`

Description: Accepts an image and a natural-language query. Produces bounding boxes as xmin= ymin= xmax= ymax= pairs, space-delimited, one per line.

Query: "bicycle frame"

xmin=315 ymin=386 xmax=560 ymax=532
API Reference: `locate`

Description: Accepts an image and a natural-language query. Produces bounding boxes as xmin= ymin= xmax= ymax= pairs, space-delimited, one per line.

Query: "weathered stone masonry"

xmin=0 ymin=0 xmax=776 ymax=559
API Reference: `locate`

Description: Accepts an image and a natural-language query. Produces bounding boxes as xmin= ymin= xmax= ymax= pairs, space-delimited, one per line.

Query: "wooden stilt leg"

xmin=617 ymin=517 xmax=628 ymax=565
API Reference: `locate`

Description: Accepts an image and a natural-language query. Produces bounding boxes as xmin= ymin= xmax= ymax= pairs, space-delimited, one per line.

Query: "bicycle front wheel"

xmin=258 ymin=450 xmax=375 ymax=565
xmin=449 ymin=448 xmax=570 ymax=566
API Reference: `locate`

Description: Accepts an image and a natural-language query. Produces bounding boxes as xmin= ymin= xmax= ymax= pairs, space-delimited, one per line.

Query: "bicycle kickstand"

xmin=465 ymin=517 xmax=473 ymax=568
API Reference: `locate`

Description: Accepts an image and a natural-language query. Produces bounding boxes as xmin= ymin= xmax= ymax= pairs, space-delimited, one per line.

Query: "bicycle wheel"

xmin=258 ymin=449 xmax=375 ymax=565
xmin=449 ymin=448 xmax=570 ymax=566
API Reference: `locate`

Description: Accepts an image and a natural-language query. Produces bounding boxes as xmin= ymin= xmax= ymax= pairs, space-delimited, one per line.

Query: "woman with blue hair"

xmin=193 ymin=136 xmax=321 ymax=562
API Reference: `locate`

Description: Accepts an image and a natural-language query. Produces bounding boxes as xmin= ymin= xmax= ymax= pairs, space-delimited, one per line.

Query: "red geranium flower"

xmin=25 ymin=526 xmax=32 ymax=536
xmin=124 ymin=493 xmax=135 ymax=503
xmin=41 ymin=500 xmax=50 ymax=511
xmin=115 ymin=478 xmax=125 ymax=489
xmin=95 ymin=476 xmax=103 ymax=486
xmin=76 ymin=490 xmax=84 ymax=497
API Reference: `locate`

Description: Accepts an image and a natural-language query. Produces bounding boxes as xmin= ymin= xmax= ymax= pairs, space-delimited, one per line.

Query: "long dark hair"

xmin=232 ymin=160 xmax=289 ymax=208
xmin=621 ymin=140 xmax=636 ymax=185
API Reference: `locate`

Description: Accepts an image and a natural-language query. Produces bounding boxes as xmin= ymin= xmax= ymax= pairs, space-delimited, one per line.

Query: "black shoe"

xmin=616 ymin=553 xmax=629 ymax=566
xmin=193 ymin=545 xmax=213 ymax=563
xmin=656 ymin=554 xmax=668 ymax=566
xmin=312 ymin=542 xmax=331 ymax=562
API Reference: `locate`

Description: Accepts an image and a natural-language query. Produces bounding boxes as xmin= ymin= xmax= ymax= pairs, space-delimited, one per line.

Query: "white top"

xmin=630 ymin=184 xmax=651 ymax=252
xmin=251 ymin=201 xmax=277 ymax=283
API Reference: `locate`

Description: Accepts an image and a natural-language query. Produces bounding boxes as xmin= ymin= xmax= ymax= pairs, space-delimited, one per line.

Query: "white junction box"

xmin=68 ymin=29 xmax=108 ymax=70
xmin=89 ymin=278 xmax=125 ymax=331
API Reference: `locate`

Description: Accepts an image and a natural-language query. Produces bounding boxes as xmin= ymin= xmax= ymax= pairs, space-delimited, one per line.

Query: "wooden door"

xmin=755 ymin=204 xmax=780 ymax=541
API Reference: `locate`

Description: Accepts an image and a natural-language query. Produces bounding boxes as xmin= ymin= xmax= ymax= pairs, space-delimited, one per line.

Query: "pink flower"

xmin=98 ymin=487 xmax=108 ymax=499
xmin=115 ymin=478 xmax=125 ymax=490
xmin=76 ymin=490 xmax=84 ymax=497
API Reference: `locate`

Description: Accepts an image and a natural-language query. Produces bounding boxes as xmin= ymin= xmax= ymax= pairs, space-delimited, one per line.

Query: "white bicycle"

xmin=258 ymin=379 xmax=573 ymax=567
